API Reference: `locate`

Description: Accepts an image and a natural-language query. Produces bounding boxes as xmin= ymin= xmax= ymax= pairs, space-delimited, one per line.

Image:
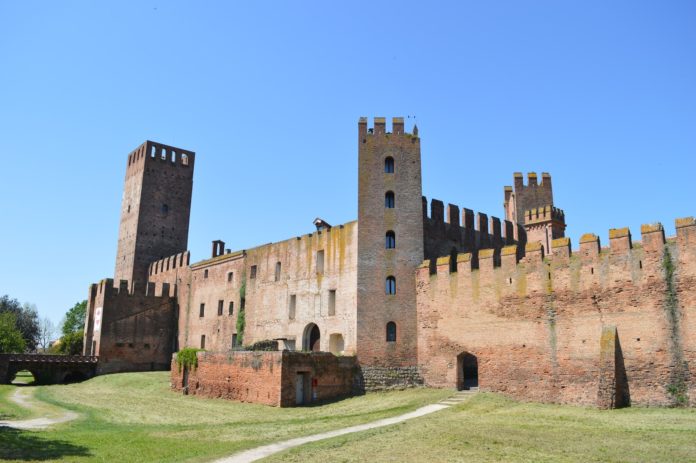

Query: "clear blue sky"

xmin=1 ymin=1 xmax=695 ymax=325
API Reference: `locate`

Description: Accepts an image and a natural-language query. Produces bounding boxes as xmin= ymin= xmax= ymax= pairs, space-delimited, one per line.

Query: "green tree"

xmin=62 ymin=300 xmax=87 ymax=336
xmin=0 ymin=312 xmax=26 ymax=353
xmin=0 ymin=295 xmax=39 ymax=351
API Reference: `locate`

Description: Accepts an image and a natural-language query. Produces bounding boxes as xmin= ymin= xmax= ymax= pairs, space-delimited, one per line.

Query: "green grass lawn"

xmin=2 ymin=373 xmax=696 ymax=463
xmin=0 ymin=384 xmax=31 ymax=420
xmin=0 ymin=371 xmax=450 ymax=462
xmin=263 ymin=393 xmax=696 ymax=463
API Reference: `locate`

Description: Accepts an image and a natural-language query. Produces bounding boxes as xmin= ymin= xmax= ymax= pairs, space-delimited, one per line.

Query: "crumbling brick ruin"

xmin=84 ymin=117 xmax=694 ymax=407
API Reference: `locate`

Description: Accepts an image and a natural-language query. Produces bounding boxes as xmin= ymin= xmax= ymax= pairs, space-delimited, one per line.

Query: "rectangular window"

xmin=289 ymin=294 xmax=296 ymax=320
xmin=250 ymin=265 xmax=257 ymax=279
xmin=227 ymin=272 xmax=233 ymax=283
xmin=328 ymin=289 xmax=336 ymax=316
xmin=218 ymin=300 xmax=224 ymax=316
xmin=275 ymin=262 xmax=281 ymax=282
xmin=228 ymin=301 xmax=234 ymax=315
xmin=201 ymin=335 xmax=206 ymax=349
xmin=232 ymin=333 xmax=238 ymax=348
xmin=199 ymin=303 xmax=205 ymax=317
xmin=204 ymin=269 xmax=209 ymax=279
xmin=316 ymin=250 xmax=324 ymax=274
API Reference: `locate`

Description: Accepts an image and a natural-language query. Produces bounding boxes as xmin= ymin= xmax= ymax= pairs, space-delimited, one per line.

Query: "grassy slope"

xmin=0 ymin=371 xmax=450 ymax=463
xmin=263 ymin=393 xmax=696 ymax=463
xmin=0 ymin=385 xmax=30 ymax=420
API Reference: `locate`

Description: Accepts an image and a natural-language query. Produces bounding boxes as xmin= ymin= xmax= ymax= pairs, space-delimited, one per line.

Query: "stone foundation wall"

xmin=359 ymin=365 xmax=424 ymax=391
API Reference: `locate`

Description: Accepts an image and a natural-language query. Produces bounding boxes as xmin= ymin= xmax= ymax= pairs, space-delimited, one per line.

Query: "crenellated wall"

xmin=416 ymin=218 xmax=696 ymax=407
xmin=422 ymin=196 xmax=526 ymax=268
xmin=84 ymin=278 xmax=177 ymax=374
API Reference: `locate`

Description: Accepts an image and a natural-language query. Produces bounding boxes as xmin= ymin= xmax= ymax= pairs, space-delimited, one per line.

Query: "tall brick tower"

xmin=357 ymin=117 xmax=423 ymax=367
xmin=504 ymin=172 xmax=565 ymax=252
xmin=114 ymin=141 xmax=195 ymax=289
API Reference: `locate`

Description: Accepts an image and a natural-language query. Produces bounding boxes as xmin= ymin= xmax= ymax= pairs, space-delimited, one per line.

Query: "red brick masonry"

xmin=171 ymin=351 xmax=359 ymax=407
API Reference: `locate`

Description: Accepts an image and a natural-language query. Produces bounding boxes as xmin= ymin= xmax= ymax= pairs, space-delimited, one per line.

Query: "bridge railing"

xmin=0 ymin=354 xmax=98 ymax=363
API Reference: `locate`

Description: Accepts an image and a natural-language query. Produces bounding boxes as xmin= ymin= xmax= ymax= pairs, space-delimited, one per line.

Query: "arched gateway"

xmin=303 ymin=323 xmax=321 ymax=352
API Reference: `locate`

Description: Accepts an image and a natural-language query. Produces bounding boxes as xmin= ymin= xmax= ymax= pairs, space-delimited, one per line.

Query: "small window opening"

xmin=127 ymin=204 xmax=131 ymax=213
xmin=639 ymin=260 xmax=643 ymax=269
xmin=161 ymin=204 xmax=169 ymax=214
xmin=591 ymin=267 xmax=594 ymax=275
xmin=227 ymin=271 xmax=234 ymax=283
xmin=218 ymin=300 xmax=224 ymax=316
xmin=385 ymin=191 xmax=395 ymax=208
xmin=509 ymin=277 xmax=513 ymax=284
xmin=384 ymin=156 xmax=394 ymax=173
xmin=328 ymin=290 xmax=336 ymax=316
xmin=316 ymin=250 xmax=325 ymax=274
xmin=181 ymin=153 xmax=189 ymax=165
xmin=204 ymin=269 xmax=209 ymax=279
xmin=386 ymin=322 xmax=397 ymax=342
xmin=228 ymin=301 xmax=234 ymax=315
xmin=386 ymin=231 xmax=396 ymax=249
xmin=386 ymin=276 xmax=396 ymax=295
xmin=199 ymin=303 xmax=205 ymax=317
xmin=250 ymin=265 xmax=257 ymax=279
xmin=232 ymin=333 xmax=238 ymax=348
xmin=151 ymin=145 xmax=156 ymax=158
xmin=289 ymin=294 xmax=296 ymax=319
xmin=200 ymin=335 xmax=206 ymax=349
xmin=275 ymin=262 xmax=281 ymax=282
xmin=161 ymin=148 xmax=167 ymax=160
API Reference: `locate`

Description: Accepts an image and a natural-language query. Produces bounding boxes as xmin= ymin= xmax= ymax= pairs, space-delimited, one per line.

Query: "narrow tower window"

xmin=386 ymin=230 xmax=396 ymax=249
xmin=386 ymin=322 xmax=397 ymax=342
xmin=217 ymin=300 xmax=224 ymax=316
xmin=384 ymin=156 xmax=394 ymax=173
xmin=200 ymin=335 xmax=206 ymax=349
xmin=275 ymin=262 xmax=282 ymax=282
xmin=199 ymin=303 xmax=205 ymax=317
xmin=228 ymin=301 xmax=234 ymax=315
xmin=289 ymin=294 xmax=297 ymax=320
xmin=385 ymin=191 xmax=395 ymax=208
xmin=328 ymin=289 xmax=336 ymax=316
xmin=386 ymin=276 xmax=396 ymax=295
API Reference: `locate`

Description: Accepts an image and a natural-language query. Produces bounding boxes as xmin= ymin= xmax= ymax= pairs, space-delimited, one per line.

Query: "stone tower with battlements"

xmin=356 ymin=117 xmax=423 ymax=367
xmin=504 ymin=172 xmax=565 ymax=253
xmin=114 ymin=141 xmax=195 ymax=290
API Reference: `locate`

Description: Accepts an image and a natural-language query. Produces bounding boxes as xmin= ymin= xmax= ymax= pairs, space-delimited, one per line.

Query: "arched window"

xmin=386 ymin=276 xmax=396 ymax=295
xmin=386 ymin=322 xmax=397 ymax=342
xmin=385 ymin=191 xmax=395 ymax=208
xmin=386 ymin=230 xmax=396 ymax=249
xmin=384 ymin=156 xmax=394 ymax=173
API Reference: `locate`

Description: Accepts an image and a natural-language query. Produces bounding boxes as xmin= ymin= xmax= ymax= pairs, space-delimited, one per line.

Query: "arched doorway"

xmin=303 ymin=323 xmax=321 ymax=352
xmin=457 ymin=352 xmax=479 ymax=390
xmin=11 ymin=370 xmax=35 ymax=385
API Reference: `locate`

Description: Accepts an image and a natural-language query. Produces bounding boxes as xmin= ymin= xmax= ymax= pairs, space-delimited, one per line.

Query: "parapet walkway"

xmin=214 ymin=389 xmax=478 ymax=463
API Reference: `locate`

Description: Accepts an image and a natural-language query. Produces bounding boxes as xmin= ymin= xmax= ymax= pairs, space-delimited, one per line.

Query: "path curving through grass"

xmin=0 ymin=387 xmax=78 ymax=430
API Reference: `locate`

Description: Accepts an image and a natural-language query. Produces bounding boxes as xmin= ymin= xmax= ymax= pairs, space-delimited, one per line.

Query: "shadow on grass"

xmin=0 ymin=427 xmax=90 ymax=461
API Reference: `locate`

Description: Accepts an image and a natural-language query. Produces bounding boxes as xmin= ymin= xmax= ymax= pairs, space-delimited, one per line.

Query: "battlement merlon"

xmin=127 ymin=140 xmax=195 ymax=170
xmin=88 ymin=278 xmax=177 ymax=300
xmin=417 ymin=217 xmax=696 ymax=278
xmin=524 ymin=205 xmax=566 ymax=225
xmin=148 ymin=251 xmax=191 ymax=277
xmin=512 ymin=171 xmax=552 ymax=189
xmin=358 ymin=116 xmax=418 ymax=138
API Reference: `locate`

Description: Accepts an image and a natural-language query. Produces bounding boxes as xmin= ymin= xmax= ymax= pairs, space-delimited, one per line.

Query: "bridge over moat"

xmin=0 ymin=354 xmax=98 ymax=385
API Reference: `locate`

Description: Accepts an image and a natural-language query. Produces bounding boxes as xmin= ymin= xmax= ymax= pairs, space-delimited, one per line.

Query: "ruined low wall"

xmin=171 ymin=351 xmax=359 ymax=407
xmin=359 ymin=366 xmax=424 ymax=391
xmin=417 ymin=219 xmax=696 ymax=408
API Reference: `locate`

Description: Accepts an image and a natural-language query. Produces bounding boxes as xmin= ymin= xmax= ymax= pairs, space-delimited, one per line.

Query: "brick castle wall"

xmin=417 ymin=219 xmax=696 ymax=407
xmin=171 ymin=351 xmax=359 ymax=407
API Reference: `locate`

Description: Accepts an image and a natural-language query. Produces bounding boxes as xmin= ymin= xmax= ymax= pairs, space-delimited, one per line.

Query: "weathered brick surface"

xmin=417 ymin=221 xmax=696 ymax=407
xmin=171 ymin=351 xmax=358 ymax=407
xmin=84 ymin=278 xmax=176 ymax=374
xmin=114 ymin=141 xmax=194 ymax=289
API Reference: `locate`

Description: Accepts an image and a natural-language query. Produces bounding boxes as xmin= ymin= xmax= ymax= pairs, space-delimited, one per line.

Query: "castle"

xmin=83 ymin=117 xmax=695 ymax=408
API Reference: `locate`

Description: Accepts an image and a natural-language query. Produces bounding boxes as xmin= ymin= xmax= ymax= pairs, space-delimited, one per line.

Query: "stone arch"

xmin=62 ymin=370 xmax=87 ymax=384
xmin=457 ymin=352 xmax=479 ymax=390
xmin=303 ymin=323 xmax=321 ymax=352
